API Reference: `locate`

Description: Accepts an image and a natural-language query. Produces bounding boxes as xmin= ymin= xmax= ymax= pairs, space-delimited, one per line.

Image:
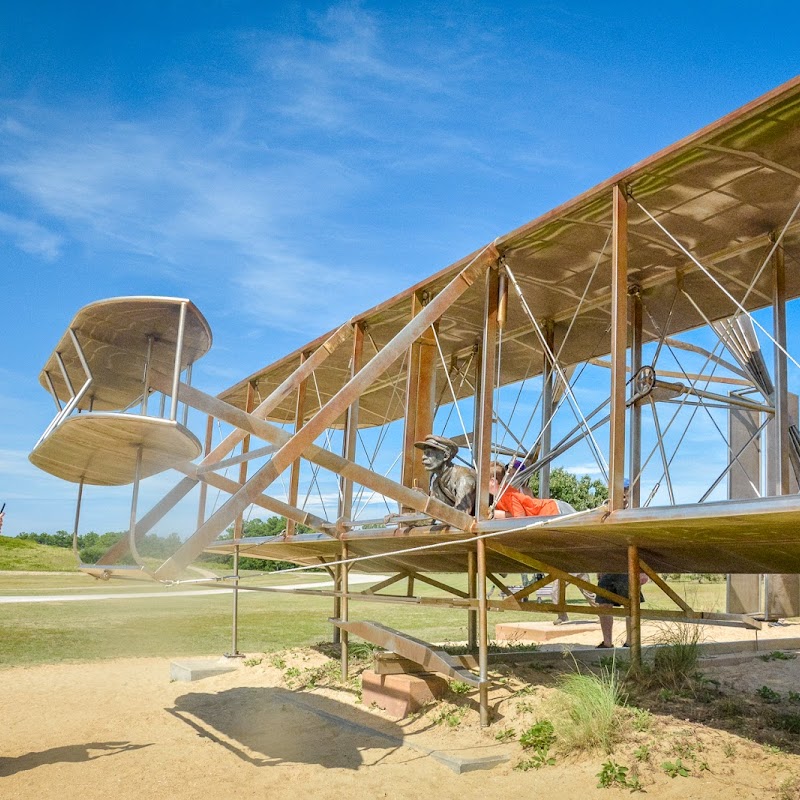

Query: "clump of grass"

xmin=243 ymin=657 xmax=263 ymax=667
xmin=348 ymin=641 xmax=383 ymax=660
xmin=551 ymin=667 xmax=623 ymax=754
xmin=448 ymin=680 xmax=472 ymax=695
xmin=650 ymin=624 xmax=702 ymax=691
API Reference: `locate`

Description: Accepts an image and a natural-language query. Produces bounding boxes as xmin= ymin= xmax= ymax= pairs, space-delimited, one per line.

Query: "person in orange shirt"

xmin=488 ymin=462 xmax=559 ymax=518
xmin=488 ymin=462 xmax=568 ymax=622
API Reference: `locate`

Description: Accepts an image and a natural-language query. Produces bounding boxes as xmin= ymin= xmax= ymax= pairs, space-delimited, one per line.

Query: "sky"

xmin=1 ymin=1 xmax=799 ymax=537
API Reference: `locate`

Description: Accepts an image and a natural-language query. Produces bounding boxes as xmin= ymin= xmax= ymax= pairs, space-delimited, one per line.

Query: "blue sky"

xmin=1 ymin=1 xmax=799 ymax=537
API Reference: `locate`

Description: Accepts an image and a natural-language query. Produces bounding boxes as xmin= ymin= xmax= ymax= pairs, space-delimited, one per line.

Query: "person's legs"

xmin=599 ymin=612 xmax=614 ymax=646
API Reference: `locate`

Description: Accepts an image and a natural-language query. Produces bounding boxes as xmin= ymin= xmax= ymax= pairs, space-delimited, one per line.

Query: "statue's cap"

xmin=414 ymin=434 xmax=459 ymax=458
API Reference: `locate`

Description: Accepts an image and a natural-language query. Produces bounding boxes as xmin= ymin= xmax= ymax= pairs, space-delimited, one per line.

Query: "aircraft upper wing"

xmin=219 ymin=76 xmax=800 ymax=427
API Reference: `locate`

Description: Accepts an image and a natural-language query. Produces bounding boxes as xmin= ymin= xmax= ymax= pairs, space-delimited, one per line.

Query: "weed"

xmin=672 ymin=737 xmax=701 ymax=759
xmin=431 ymin=704 xmax=467 ymax=729
xmin=722 ymin=741 xmax=737 ymax=758
xmin=553 ymin=668 xmax=622 ymax=754
xmin=283 ymin=666 xmax=301 ymax=682
xmin=511 ymin=684 xmax=537 ymax=697
xmin=517 ymin=719 xmax=557 ymax=769
xmin=494 ymin=727 xmax=516 ymax=743
xmin=789 ymin=691 xmax=800 ymax=703
xmin=515 ymin=700 xmax=536 ymax=715
xmin=759 ymin=650 xmax=797 ymax=662
xmin=658 ymin=688 xmax=675 ymax=702
xmin=630 ymin=707 xmax=652 ymax=732
xmin=243 ymin=657 xmax=263 ymax=667
xmin=448 ymin=680 xmax=472 ymax=695
xmin=662 ymin=758 xmax=690 ymax=778
xmin=633 ymin=744 xmax=650 ymax=762
xmin=520 ymin=719 xmax=556 ymax=751
xmin=514 ymin=752 xmax=556 ymax=771
xmin=596 ymin=760 xmax=629 ymax=788
xmin=757 ymin=685 xmax=781 ymax=703
xmin=268 ymin=654 xmax=286 ymax=669
xmin=763 ymin=743 xmax=784 ymax=755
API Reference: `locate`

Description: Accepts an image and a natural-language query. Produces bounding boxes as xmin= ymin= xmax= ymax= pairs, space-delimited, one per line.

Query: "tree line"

xmin=16 ymin=516 xmax=308 ymax=571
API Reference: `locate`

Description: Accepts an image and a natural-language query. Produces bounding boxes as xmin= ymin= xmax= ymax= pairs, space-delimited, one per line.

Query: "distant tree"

xmin=529 ymin=467 xmax=608 ymax=511
xmin=199 ymin=516 xmax=309 ymax=571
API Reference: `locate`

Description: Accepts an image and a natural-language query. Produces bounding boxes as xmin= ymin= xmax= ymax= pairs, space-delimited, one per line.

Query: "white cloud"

xmin=0 ymin=211 xmax=62 ymax=259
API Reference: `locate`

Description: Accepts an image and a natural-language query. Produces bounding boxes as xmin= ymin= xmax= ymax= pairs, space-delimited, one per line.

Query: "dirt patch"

xmin=2 ymin=641 xmax=800 ymax=799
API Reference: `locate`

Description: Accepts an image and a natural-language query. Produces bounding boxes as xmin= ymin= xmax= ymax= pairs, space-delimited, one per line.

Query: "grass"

xmin=647 ymin=623 xmax=702 ymax=691
xmin=551 ymin=667 xmax=623 ymax=754
xmin=0 ymin=554 xmax=732 ymax=669
xmin=0 ymin=537 xmax=78 ymax=571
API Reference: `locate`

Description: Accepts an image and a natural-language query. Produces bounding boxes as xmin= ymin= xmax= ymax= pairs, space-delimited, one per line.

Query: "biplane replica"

xmin=30 ymin=75 xmax=800 ymax=723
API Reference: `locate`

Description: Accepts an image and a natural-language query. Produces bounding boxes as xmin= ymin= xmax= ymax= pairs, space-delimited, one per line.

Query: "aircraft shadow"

xmin=168 ymin=686 xmax=414 ymax=769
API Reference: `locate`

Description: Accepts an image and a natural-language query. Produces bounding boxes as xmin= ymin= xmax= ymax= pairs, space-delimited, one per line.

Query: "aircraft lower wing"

xmin=206 ymin=494 xmax=800 ymax=576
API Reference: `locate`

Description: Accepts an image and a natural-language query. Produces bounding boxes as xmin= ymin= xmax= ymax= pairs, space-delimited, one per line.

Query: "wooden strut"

xmin=152 ymin=248 xmax=497 ymax=580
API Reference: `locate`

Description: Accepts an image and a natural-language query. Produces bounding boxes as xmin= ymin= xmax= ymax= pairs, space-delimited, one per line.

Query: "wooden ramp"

xmin=331 ymin=619 xmax=482 ymax=687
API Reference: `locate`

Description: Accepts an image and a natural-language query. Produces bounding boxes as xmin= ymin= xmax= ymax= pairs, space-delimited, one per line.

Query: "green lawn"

xmin=0 ymin=567 xmax=728 ymax=669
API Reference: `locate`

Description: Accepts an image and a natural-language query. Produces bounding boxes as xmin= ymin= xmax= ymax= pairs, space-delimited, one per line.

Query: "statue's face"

xmin=421 ymin=445 xmax=447 ymax=472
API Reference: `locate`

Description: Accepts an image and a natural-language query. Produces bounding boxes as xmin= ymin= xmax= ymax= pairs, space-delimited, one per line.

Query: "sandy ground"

xmin=3 ymin=624 xmax=800 ymax=799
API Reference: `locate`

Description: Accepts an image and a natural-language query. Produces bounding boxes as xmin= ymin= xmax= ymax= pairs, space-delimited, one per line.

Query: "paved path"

xmin=0 ymin=575 xmax=387 ymax=604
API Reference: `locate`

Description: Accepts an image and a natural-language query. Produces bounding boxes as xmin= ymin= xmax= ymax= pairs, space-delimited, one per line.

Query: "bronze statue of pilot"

xmin=414 ymin=434 xmax=477 ymax=515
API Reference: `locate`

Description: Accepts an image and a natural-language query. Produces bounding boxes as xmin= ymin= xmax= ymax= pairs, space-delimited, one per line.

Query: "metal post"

xmin=197 ymin=414 xmax=214 ymax=529
xmin=333 ymin=564 xmax=342 ymax=645
xmin=128 ymin=446 xmax=145 ymax=566
xmin=628 ymin=545 xmax=642 ymax=671
xmin=141 ymin=336 xmax=154 ymax=415
xmin=340 ymin=542 xmax=349 ymax=680
xmin=169 ymin=302 xmax=187 ymax=421
xmin=540 ymin=321 xmax=554 ymax=499
xmin=336 ymin=324 xmax=364 ymax=643
xmin=72 ymin=480 xmax=84 ymax=565
xmin=230 ymin=382 xmax=255 ymax=658
xmin=182 ymin=364 xmax=192 ymax=426
xmin=287 ymin=361 xmax=309 ymax=538
xmin=629 ymin=286 xmax=642 ymax=507
xmin=467 ymin=550 xmax=477 ymax=651
xmin=476 ymin=266 xmax=500 ymax=727
xmin=609 ymin=185 xmax=629 ymax=510
xmin=773 ymin=241 xmax=789 ymax=496
xmin=339 ymin=325 xmax=365 ymax=525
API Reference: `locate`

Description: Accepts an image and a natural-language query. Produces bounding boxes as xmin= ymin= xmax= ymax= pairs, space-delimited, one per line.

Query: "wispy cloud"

xmin=0 ymin=2 xmax=590 ymax=337
xmin=0 ymin=211 xmax=62 ymax=259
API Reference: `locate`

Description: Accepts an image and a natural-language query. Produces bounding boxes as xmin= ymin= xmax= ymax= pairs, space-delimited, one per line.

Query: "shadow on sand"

xmin=0 ymin=741 xmax=152 ymax=777
xmin=168 ymin=686 xmax=414 ymax=769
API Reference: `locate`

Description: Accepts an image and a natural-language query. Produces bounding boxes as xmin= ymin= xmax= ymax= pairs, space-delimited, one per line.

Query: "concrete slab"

xmin=429 ymin=750 xmax=510 ymax=774
xmin=169 ymin=657 xmax=241 ymax=682
xmin=496 ymin=620 xmax=599 ymax=643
